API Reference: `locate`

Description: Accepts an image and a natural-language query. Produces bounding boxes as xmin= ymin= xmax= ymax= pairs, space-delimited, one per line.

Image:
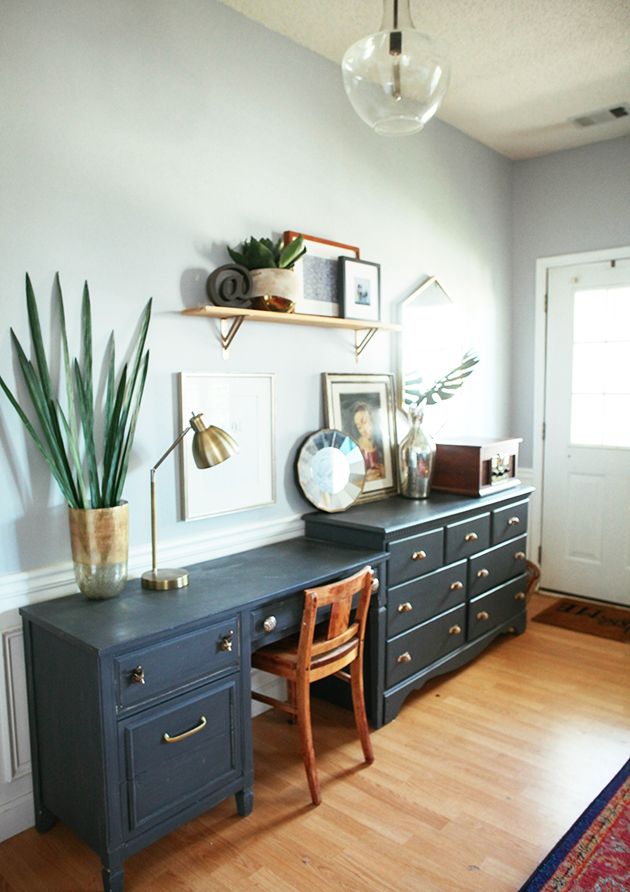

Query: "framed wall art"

xmin=322 ymin=372 xmax=398 ymax=502
xmin=179 ymin=372 xmax=275 ymax=520
xmin=284 ymin=230 xmax=360 ymax=317
xmin=339 ymin=257 xmax=381 ymax=323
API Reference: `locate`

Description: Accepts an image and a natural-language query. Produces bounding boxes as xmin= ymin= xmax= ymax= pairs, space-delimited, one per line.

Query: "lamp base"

xmin=141 ymin=568 xmax=189 ymax=591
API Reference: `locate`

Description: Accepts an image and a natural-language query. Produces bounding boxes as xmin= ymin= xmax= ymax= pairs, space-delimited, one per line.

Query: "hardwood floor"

xmin=1 ymin=593 xmax=628 ymax=891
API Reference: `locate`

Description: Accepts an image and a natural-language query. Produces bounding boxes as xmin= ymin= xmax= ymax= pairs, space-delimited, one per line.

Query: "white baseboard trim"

xmin=0 ymin=513 xmax=305 ymax=614
xmin=0 ymin=789 xmax=33 ymax=843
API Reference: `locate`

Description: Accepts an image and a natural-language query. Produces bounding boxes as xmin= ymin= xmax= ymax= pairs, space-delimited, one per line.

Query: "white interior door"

xmin=542 ymin=257 xmax=630 ymax=606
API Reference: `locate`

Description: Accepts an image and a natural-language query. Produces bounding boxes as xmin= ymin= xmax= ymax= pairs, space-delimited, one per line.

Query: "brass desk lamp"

xmin=141 ymin=412 xmax=238 ymax=590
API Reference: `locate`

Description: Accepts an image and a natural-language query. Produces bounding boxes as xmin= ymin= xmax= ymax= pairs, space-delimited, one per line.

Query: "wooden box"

xmin=431 ymin=437 xmax=522 ymax=497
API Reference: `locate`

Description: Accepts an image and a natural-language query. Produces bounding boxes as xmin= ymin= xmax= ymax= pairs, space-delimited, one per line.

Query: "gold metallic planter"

xmin=68 ymin=502 xmax=128 ymax=600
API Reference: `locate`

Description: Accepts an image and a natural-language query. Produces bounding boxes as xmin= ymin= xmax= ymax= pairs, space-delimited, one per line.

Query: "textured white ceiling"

xmin=218 ymin=0 xmax=630 ymax=159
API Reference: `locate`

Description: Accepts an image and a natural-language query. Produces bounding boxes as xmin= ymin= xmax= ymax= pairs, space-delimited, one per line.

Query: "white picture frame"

xmin=179 ymin=372 xmax=275 ymax=520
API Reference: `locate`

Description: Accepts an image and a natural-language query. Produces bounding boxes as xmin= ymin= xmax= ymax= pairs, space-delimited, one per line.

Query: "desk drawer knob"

xmin=220 ymin=630 xmax=235 ymax=651
xmin=411 ymin=550 xmax=427 ymax=561
xmin=397 ymin=651 xmax=412 ymax=664
xmin=508 ymin=516 xmax=521 ymax=526
xmin=449 ymin=625 xmax=462 ymax=635
xmin=514 ymin=551 xmax=526 ymax=560
xmin=262 ymin=616 xmax=277 ymax=633
xmin=476 ymin=568 xmax=490 ymax=578
xmin=131 ymin=665 xmax=145 ymax=685
xmin=476 ymin=610 xmax=490 ymax=622
xmin=514 ymin=591 xmax=526 ymax=601
xmin=450 ymin=581 xmax=464 ymax=591
xmin=371 ymin=576 xmax=380 ymax=594
xmin=397 ymin=602 xmax=413 ymax=613
xmin=464 ymin=532 xmax=478 ymax=542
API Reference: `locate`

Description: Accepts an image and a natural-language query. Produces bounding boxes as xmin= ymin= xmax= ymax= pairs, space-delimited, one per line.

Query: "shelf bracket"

xmin=219 ymin=316 xmax=245 ymax=359
xmin=354 ymin=327 xmax=378 ymax=362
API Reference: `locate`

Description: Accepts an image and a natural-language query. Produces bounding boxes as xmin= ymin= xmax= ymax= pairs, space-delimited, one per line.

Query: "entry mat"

xmin=533 ymin=597 xmax=630 ymax=644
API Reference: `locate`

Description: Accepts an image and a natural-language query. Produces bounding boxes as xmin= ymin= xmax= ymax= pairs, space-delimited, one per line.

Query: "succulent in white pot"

xmin=227 ymin=234 xmax=305 ymax=310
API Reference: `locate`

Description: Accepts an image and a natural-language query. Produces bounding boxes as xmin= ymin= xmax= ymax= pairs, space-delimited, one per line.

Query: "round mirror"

xmin=297 ymin=429 xmax=366 ymax=512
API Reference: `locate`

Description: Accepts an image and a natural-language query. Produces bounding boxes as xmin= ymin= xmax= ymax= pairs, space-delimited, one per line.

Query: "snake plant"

xmin=0 ymin=274 xmax=151 ymax=509
xmin=227 ymin=233 xmax=305 ymax=270
xmin=404 ymin=350 xmax=480 ymax=409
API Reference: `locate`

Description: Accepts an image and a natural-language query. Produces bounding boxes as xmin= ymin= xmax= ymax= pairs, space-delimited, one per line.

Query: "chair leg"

xmin=287 ymin=680 xmax=297 ymax=724
xmin=350 ymin=660 xmax=374 ymax=764
xmin=296 ymin=680 xmax=321 ymax=806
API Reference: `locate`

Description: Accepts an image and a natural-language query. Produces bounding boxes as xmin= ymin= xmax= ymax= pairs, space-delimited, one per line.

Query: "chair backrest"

xmin=297 ymin=566 xmax=373 ymax=681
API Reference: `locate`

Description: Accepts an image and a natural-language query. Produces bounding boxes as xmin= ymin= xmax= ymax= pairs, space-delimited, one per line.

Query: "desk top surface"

xmin=20 ymin=537 xmax=387 ymax=653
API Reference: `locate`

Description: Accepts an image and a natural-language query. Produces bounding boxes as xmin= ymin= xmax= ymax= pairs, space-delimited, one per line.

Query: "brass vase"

xmin=68 ymin=501 xmax=129 ymax=599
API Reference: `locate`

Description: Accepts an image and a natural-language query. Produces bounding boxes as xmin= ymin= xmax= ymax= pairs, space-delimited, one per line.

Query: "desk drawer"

xmin=121 ymin=676 xmax=241 ymax=835
xmin=115 ymin=617 xmax=239 ymax=710
xmin=386 ymin=604 xmax=466 ymax=688
xmin=387 ymin=560 xmax=466 ymax=637
xmin=251 ymin=595 xmax=303 ymax=647
xmin=468 ymin=536 xmax=527 ymax=598
xmin=492 ymin=500 xmax=529 ymax=544
xmin=468 ymin=574 xmax=528 ymax=641
xmin=445 ymin=513 xmax=490 ymax=563
xmin=388 ymin=527 xmax=444 ymax=586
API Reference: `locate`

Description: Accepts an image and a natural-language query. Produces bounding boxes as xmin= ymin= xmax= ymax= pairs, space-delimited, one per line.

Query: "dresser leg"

xmin=35 ymin=805 xmax=56 ymax=833
xmin=235 ymin=787 xmax=253 ymax=816
xmin=101 ymin=859 xmax=124 ymax=892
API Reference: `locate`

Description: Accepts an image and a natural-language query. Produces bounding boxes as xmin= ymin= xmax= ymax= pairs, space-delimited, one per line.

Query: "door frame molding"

xmin=531 ymin=244 xmax=630 ymax=568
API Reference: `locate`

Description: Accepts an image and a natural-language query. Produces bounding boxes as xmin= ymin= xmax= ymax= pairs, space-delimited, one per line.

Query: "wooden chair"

xmin=251 ymin=565 xmax=375 ymax=806
xmin=526 ymin=559 xmax=541 ymax=599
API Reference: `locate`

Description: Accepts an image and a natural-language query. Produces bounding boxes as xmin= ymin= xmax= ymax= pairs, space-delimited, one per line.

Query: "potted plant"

xmin=399 ymin=350 xmax=479 ymax=499
xmin=227 ymin=233 xmax=305 ymax=310
xmin=0 ymin=273 xmax=151 ymax=599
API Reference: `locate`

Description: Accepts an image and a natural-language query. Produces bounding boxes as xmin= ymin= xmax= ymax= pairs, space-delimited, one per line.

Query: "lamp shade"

xmin=190 ymin=412 xmax=239 ymax=469
xmin=342 ymin=0 xmax=449 ymax=136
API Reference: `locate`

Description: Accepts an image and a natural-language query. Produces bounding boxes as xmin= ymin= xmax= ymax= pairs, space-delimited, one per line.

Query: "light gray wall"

xmin=511 ymin=135 xmax=630 ymax=464
xmin=0 ymin=0 xmax=514 ymax=577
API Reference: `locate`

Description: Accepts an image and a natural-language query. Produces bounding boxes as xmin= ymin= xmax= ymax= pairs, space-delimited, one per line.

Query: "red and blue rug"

xmin=519 ymin=757 xmax=630 ymax=890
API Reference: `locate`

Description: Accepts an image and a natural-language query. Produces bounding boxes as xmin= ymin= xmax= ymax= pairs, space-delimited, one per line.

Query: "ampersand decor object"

xmin=206 ymin=264 xmax=253 ymax=308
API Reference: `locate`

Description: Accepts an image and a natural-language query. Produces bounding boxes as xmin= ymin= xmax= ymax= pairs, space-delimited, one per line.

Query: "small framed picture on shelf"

xmin=322 ymin=372 xmax=398 ymax=503
xmin=284 ymin=231 xmax=360 ymax=318
xmin=338 ymin=257 xmax=381 ymax=323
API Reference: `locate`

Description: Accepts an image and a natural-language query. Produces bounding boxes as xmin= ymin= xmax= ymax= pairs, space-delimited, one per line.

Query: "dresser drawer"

xmin=492 ymin=500 xmax=529 ymax=544
xmin=444 ymin=513 xmax=490 ymax=563
xmin=387 ymin=560 xmax=466 ymax=637
xmin=115 ymin=617 xmax=239 ymax=710
xmin=388 ymin=527 xmax=444 ymax=586
xmin=468 ymin=574 xmax=528 ymax=641
xmin=121 ymin=675 xmax=241 ymax=835
xmin=386 ymin=604 xmax=466 ymax=687
xmin=468 ymin=536 xmax=527 ymax=598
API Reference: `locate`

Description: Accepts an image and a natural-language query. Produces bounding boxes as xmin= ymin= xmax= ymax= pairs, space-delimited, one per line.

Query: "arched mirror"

xmin=397 ymin=276 xmax=468 ymax=416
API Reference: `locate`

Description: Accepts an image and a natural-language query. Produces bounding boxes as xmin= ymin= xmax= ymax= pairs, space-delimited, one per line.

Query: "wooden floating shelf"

xmin=182 ymin=305 xmax=401 ymax=360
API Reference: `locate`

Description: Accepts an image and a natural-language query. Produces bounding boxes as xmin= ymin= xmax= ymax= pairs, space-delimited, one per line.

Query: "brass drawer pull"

xmin=476 ymin=610 xmax=490 ymax=621
xmin=371 ymin=576 xmax=380 ymax=594
xmin=397 ymin=651 xmax=412 ymax=664
xmin=476 ymin=568 xmax=490 ymax=578
xmin=508 ymin=516 xmax=521 ymax=526
xmin=464 ymin=532 xmax=478 ymax=542
xmin=398 ymin=602 xmax=413 ymax=613
xmin=220 ymin=630 xmax=235 ymax=651
xmin=262 ymin=616 xmax=277 ymax=633
xmin=450 ymin=581 xmax=464 ymax=591
xmin=131 ymin=665 xmax=145 ymax=685
xmin=411 ymin=550 xmax=427 ymax=561
xmin=514 ymin=591 xmax=526 ymax=601
xmin=514 ymin=551 xmax=526 ymax=560
xmin=163 ymin=715 xmax=207 ymax=744
xmin=449 ymin=625 xmax=462 ymax=635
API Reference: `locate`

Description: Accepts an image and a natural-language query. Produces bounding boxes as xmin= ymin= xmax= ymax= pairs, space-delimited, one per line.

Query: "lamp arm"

xmin=148 ymin=425 xmax=192 ymax=575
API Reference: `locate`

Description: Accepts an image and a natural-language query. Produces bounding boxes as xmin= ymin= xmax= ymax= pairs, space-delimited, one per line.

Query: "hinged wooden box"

xmin=432 ymin=437 xmax=522 ymax=497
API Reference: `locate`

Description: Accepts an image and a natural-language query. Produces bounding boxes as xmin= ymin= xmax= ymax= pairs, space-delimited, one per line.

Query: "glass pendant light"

xmin=342 ymin=0 xmax=450 ymax=136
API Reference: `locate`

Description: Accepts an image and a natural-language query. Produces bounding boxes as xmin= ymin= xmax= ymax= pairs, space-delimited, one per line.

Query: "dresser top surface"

xmin=305 ymin=485 xmax=534 ymax=537
xmin=20 ymin=538 xmax=387 ymax=653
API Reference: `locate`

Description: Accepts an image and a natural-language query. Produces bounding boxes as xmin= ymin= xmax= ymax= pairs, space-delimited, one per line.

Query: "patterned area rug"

xmin=533 ymin=597 xmax=630 ymax=643
xmin=519 ymin=758 xmax=630 ymax=891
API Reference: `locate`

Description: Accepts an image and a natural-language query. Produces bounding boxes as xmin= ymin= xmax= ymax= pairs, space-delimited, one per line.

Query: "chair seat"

xmin=253 ymin=635 xmax=359 ymax=676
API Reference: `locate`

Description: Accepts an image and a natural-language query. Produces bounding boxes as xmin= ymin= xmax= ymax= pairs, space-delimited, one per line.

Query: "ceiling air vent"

xmin=570 ymin=103 xmax=630 ymax=128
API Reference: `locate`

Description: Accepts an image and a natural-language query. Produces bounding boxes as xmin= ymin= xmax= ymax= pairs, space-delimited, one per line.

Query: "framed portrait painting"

xmin=338 ymin=257 xmax=381 ymax=323
xmin=322 ymin=372 xmax=398 ymax=502
xmin=284 ymin=231 xmax=360 ymax=318
xmin=179 ymin=373 xmax=275 ymax=520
